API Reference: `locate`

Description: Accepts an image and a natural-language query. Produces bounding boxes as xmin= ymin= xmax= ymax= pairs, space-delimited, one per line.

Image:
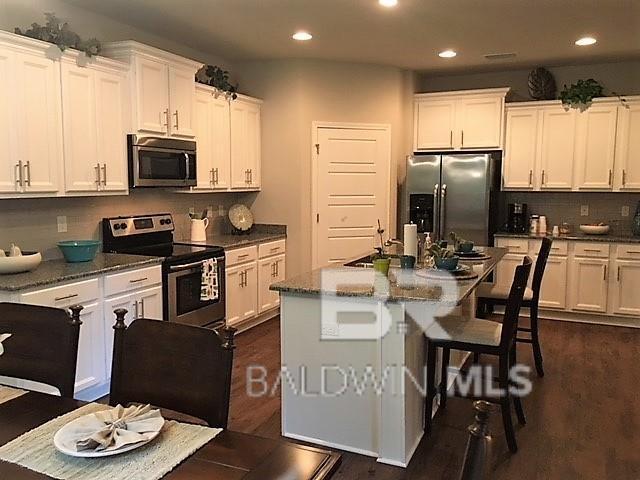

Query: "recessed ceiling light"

xmin=292 ymin=31 xmax=313 ymax=41
xmin=379 ymin=0 xmax=398 ymax=7
xmin=438 ymin=49 xmax=457 ymax=58
xmin=575 ymin=36 xmax=597 ymax=46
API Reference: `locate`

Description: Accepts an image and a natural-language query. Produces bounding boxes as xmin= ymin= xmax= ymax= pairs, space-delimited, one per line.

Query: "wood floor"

xmin=228 ymin=317 xmax=640 ymax=479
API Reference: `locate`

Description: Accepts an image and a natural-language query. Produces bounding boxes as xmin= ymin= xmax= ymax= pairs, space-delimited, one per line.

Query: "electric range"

xmin=102 ymin=213 xmax=225 ymax=328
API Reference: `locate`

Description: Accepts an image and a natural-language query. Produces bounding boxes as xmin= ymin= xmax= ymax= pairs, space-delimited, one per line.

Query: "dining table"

xmin=0 ymin=390 xmax=342 ymax=480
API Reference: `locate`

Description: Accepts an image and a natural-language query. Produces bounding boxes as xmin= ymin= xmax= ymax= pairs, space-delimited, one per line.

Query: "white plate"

xmin=228 ymin=204 xmax=254 ymax=231
xmin=53 ymin=413 xmax=163 ymax=458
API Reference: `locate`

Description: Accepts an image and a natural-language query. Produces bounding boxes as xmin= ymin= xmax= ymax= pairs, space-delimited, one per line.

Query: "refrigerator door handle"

xmin=433 ymin=183 xmax=440 ymax=239
xmin=440 ymin=184 xmax=447 ymax=239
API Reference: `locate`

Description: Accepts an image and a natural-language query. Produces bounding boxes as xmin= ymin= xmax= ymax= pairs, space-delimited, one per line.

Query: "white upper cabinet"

xmin=102 ymin=41 xmax=201 ymax=139
xmin=168 ymin=66 xmax=195 ymax=137
xmin=193 ymin=86 xmax=232 ymax=191
xmin=61 ymin=54 xmax=129 ymax=194
xmin=503 ymin=107 xmax=539 ymax=189
xmin=231 ymin=95 xmax=262 ymax=189
xmin=0 ymin=33 xmax=63 ymax=197
xmin=574 ymin=104 xmax=618 ymax=190
xmin=539 ymin=106 xmax=576 ymax=190
xmin=413 ymin=88 xmax=509 ymax=152
xmin=614 ymin=100 xmax=640 ymax=191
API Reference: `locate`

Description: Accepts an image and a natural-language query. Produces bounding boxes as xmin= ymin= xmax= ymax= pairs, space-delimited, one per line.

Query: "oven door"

xmin=166 ymin=257 xmax=226 ymax=328
xmin=130 ymin=146 xmax=197 ymax=188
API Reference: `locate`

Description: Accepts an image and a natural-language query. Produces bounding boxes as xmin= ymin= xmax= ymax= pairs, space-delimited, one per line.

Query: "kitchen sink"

xmin=344 ymin=254 xmax=401 ymax=268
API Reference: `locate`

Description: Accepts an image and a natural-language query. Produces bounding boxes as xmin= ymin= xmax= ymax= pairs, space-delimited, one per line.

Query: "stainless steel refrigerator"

xmin=400 ymin=152 xmax=502 ymax=246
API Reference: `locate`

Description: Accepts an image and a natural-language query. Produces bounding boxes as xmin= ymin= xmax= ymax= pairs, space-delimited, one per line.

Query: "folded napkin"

xmin=72 ymin=404 xmax=164 ymax=452
xmin=0 ymin=334 xmax=10 ymax=356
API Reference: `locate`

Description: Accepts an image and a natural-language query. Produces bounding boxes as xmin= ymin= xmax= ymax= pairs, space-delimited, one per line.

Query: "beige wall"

xmin=0 ymin=0 xmax=233 ymax=69
xmin=235 ymin=60 xmax=416 ymax=276
xmin=419 ymin=60 xmax=640 ymax=101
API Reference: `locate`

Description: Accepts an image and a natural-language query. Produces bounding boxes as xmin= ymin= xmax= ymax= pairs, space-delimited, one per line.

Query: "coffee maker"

xmin=507 ymin=203 xmax=528 ymax=233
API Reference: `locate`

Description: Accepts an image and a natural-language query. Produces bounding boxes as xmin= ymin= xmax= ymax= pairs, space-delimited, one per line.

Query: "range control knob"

xmin=119 ymin=222 xmax=127 ymax=230
xmin=113 ymin=223 xmax=121 ymax=230
xmin=159 ymin=219 xmax=166 ymax=225
xmin=165 ymin=218 xmax=172 ymax=225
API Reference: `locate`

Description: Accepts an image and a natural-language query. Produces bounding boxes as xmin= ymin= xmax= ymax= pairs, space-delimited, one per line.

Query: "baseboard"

xmin=493 ymin=306 xmax=640 ymax=329
xmin=283 ymin=431 xmax=378 ymax=458
xmin=231 ymin=307 xmax=280 ymax=333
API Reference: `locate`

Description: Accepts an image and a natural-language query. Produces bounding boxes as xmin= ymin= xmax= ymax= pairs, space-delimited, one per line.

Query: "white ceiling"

xmin=68 ymin=0 xmax=640 ymax=72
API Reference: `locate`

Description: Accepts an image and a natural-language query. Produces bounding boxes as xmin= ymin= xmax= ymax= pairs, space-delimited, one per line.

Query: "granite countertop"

xmin=0 ymin=253 xmax=163 ymax=292
xmin=271 ymin=247 xmax=506 ymax=305
xmin=177 ymin=224 xmax=287 ymax=250
xmin=495 ymin=231 xmax=640 ymax=244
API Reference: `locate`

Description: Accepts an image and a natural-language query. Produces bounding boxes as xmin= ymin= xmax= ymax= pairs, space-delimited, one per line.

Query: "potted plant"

xmin=449 ymin=232 xmax=474 ymax=253
xmin=372 ymin=220 xmax=391 ymax=276
xmin=559 ymin=79 xmax=604 ymax=110
xmin=428 ymin=243 xmax=459 ymax=271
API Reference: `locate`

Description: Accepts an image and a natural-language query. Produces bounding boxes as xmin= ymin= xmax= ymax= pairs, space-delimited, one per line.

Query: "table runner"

xmin=0 ymin=403 xmax=221 ymax=480
xmin=0 ymin=385 xmax=27 ymax=405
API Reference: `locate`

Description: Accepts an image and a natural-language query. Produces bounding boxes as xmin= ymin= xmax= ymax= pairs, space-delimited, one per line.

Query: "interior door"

xmin=314 ymin=126 xmax=391 ymax=268
xmin=135 ymin=57 xmax=169 ymax=134
xmin=61 ymin=62 xmax=99 ymax=193
xmin=168 ymin=66 xmax=195 ymax=138
xmin=441 ymin=154 xmax=491 ymax=245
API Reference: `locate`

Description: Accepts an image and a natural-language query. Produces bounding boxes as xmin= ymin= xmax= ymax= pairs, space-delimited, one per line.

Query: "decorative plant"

xmin=559 ymin=79 xmax=604 ymax=109
xmin=195 ymin=65 xmax=239 ymax=99
xmin=14 ymin=13 xmax=101 ymax=57
xmin=427 ymin=243 xmax=455 ymax=260
xmin=372 ymin=219 xmax=388 ymax=260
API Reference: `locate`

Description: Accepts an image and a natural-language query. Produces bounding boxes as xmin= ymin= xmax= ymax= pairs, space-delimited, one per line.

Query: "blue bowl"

xmin=435 ymin=256 xmax=460 ymax=271
xmin=457 ymin=241 xmax=475 ymax=253
xmin=57 ymin=240 xmax=101 ymax=263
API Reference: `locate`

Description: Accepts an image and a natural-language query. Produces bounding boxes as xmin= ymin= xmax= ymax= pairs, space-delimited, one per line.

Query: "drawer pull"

xmin=625 ymin=251 xmax=640 ymax=254
xmin=237 ymin=254 xmax=250 ymax=259
xmin=270 ymin=247 xmax=280 ymax=252
xmin=129 ymin=277 xmax=148 ymax=284
xmin=54 ymin=293 xmax=79 ymax=302
xmin=583 ymin=249 xmax=603 ymax=253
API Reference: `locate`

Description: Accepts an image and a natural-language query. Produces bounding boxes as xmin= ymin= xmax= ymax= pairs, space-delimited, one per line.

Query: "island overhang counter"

xmin=270 ymin=247 xmax=507 ymax=467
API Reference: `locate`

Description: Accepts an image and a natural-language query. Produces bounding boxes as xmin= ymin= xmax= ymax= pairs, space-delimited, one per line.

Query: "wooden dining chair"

xmin=476 ymin=237 xmax=553 ymax=377
xmin=109 ymin=309 xmax=237 ymax=428
xmin=0 ymin=302 xmax=83 ymax=398
xmin=424 ymin=257 xmax=532 ymax=453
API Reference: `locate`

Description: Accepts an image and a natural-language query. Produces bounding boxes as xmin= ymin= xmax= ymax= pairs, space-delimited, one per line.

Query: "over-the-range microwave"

xmin=128 ymin=134 xmax=196 ymax=188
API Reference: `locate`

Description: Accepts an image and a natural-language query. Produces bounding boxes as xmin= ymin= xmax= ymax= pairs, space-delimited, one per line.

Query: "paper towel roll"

xmin=404 ymin=224 xmax=418 ymax=257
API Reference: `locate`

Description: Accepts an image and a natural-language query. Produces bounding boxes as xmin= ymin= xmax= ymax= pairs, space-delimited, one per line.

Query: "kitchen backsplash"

xmin=500 ymin=191 xmax=640 ymax=235
xmin=0 ymin=190 xmax=258 ymax=260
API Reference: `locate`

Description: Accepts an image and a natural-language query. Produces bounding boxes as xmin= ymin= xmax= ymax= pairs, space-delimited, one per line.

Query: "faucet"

xmin=384 ymin=238 xmax=404 ymax=255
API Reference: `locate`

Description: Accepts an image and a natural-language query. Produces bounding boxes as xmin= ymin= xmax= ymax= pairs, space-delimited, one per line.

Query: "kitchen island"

xmin=270 ymin=247 xmax=506 ymax=467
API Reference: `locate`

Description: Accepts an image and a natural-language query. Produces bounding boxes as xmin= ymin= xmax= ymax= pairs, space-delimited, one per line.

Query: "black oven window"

xmin=138 ymin=151 xmax=187 ymax=180
xmin=175 ymin=268 xmax=217 ymax=316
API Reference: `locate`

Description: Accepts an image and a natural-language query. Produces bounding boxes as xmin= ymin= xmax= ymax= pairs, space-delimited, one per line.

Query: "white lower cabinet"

xmin=538 ymin=256 xmax=568 ymax=309
xmin=226 ymin=262 xmax=258 ymax=326
xmin=569 ymin=257 xmax=609 ymax=313
xmin=226 ymin=240 xmax=286 ymax=328
xmin=610 ymin=260 xmax=640 ymax=316
xmin=73 ymin=301 xmax=106 ymax=394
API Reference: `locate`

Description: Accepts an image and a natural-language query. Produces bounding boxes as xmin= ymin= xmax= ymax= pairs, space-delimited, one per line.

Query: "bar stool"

xmin=476 ymin=237 xmax=552 ymax=377
xmin=424 ymin=257 xmax=532 ymax=453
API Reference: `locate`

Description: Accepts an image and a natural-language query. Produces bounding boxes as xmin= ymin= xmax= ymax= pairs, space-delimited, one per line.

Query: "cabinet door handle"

xmin=173 ymin=110 xmax=179 ymax=130
xmin=622 ymin=169 xmax=627 ymax=186
xmin=140 ymin=299 xmax=145 ymax=318
xmin=162 ymin=109 xmax=169 ymax=128
xmin=24 ymin=161 xmax=31 ymax=187
xmin=15 ymin=161 xmax=23 ymax=187
xmin=529 ymin=170 xmax=533 ymax=186
xmin=449 ymin=130 xmax=453 ymax=147
xmin=129 ymin=277 xmax=148 ymax=283
xmin=95 ymin=163 xmax=101 ymax=186
xmin=134 ymin=300 xmax=139 ymax=319
xmin=101 ymin=164 xmax=107 ymax=186
xmin=249 ymin=169 xmax=253 ymax=184
xmin=275 ymin=260 xmax=279 ymax=277
xmin=541 ymin=170 xmax=546 ymax=185
xmin=461 ymin=130 xmax=464 ymax=147
xmin=603 ymin=265 xmax=607 ymax=281
xmin=617 ymin=266 xmax=621 ymax=282
xmin=608 ymin=169 xmax=612 ymax=186
xmin=54 ymin=293 xmax=78 ymax=302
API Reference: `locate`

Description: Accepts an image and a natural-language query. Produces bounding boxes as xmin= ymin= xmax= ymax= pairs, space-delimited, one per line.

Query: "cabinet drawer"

xmin=616 ymin=244 xmax=640 ymax=260
xmin=20 ymin=278 xmax=100 ymax=307
xmin=530 ymin=239 xmax=568 ymax=256
xmin=259 ymin=239 xmax=286 ymax=258
xmin=226 ymin=245 xmax=258 ymax=267
xmin=573 ymin=242 xmax=610 ymax=258
xmin=495 ymin=238 xmax=529 ymax=253
xmin=104 ymin=265 xmax=162 ymax=297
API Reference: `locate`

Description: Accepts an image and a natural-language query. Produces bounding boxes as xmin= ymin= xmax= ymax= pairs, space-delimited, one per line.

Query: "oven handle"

xmin=168 ymin=257 xmax=225 ymax=272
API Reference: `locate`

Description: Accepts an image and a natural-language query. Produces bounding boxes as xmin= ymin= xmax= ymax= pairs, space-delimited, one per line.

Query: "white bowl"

xmin=579 ymin=224 xmax=610 ymax=235
xmin=0 ymin=252 xmax=42 ymax=274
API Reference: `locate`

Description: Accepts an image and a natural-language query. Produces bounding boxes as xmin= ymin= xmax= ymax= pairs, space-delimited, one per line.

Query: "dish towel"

xmin=73 ymin=404 xmax=164 ymax=452
xmin=0 ymin=333 xmax=11 ymax=356
xmin=200 ymin=258 xmax=219 ymax=302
